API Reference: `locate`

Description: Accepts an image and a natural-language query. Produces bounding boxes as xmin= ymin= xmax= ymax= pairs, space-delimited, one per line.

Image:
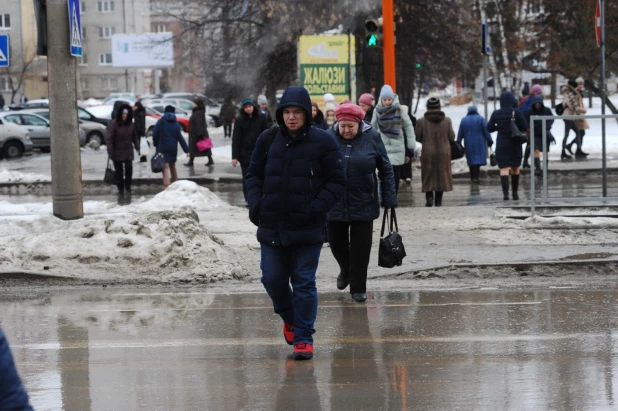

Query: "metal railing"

xmin=529 ymin=114 xmax=618 ymax=217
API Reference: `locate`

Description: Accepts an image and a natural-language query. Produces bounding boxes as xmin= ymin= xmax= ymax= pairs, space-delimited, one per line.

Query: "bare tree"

xmin=2 ymin=54 xmax=36 ymax=104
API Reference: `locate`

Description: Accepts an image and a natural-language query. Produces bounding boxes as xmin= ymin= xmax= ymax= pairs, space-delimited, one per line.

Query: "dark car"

xmin=78 ymin=107 xmax=111 ymax=127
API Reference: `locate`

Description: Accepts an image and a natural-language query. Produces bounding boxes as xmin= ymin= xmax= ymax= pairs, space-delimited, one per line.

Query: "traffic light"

xmin=365 ymin=18 xmax=383 ymax=48
xmin=416 ymin=63 xmax=421 ymax=69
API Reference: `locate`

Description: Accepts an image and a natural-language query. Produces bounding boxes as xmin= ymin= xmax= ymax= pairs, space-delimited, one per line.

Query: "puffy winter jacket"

xmin=245 ymin=86 xmax=346 ymax=246
xmin=327 ymin=122 xmax=396 ymax=222
xmin=371 ymin=95 xmax=416 ymax=166
xmin=487 ymin=92 xmax=528 ymax=169
xmin=456 ymin=106 xmax=493 ymax=166
xmin=153 ymin=112 xmax=190 ymax=163
xmin=232 ymin=106 xmax=270 ymax=164
xmin=0 ymin=328 xmax=33 ymax=411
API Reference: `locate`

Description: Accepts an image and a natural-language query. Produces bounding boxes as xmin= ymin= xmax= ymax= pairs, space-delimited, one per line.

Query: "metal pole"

xmin=483 ymin=54 xmax=488 ymax=120
xmin=601 ymin=0 xmax=607 ymax=197
xmin=542 ymin=118 xmax=548 ymax=200
xmin=382 ymin=0 xmax=396 ymax=92
xmin=47 ymin=0 xmax=83 ymax=220
xmin=530 ymin=116 xmax=536 ymax=217
xmin=347 ymin=28 xmax=352 ymax=101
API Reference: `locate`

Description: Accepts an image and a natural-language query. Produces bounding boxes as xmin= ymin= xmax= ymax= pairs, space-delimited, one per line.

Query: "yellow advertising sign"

xmin=298 ymin=35 xmax=356 ymax=106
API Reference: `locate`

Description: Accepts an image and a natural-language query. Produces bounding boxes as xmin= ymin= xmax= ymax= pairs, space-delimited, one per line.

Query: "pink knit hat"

xmin=531 ymin=84 xmax=543 ymax=95
xmin=335 ymin=103 xmax=366 ymax=123
xmin=358 ymin=93 xmax=375 ymax=106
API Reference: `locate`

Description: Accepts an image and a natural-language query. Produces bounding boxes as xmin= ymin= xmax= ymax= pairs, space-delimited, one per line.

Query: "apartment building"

xmin=0 ymin=0 xmax=47 ymax=104
xmin=79 ymin=0 xmax=151 ymax=98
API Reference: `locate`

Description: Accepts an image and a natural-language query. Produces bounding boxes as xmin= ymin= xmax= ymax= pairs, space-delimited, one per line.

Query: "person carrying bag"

xmin=378 ymin=207 xmax=406 ymax=268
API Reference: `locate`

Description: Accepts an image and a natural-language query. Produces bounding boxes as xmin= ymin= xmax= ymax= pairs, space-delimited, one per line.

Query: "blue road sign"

xmin=0 ymin=34 xmax=9 ymax=67
xmin=68 ymin=0 xmax=82 ymax=57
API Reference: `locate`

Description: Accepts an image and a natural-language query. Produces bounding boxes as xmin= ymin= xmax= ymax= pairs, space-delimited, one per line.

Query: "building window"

xmin=154 ymin=24 xmax=167 ymax=33
xmin=81 ymin=2 xmax=86 ymax=13
xmin=81 ymin=78 xmax=89 ymax=91
xmin=100 ymin=77 xmax=117 ymax=91
xmin=81 ymin=26 xmax=87 ymax=39
xmin=0 ymin=77 xmax=11 ymax=91
xmin=79 ymin=54 xmax=88 ymax=65
xmin=98 ymin=53 xmax=112 ymax=65
xmin=98 ymin=26 xmax=115 ymax=39
xmin=0 ymin=14 xmax=10 ymax=30
xmin=97 ymin=1 xmax=115 ymax=13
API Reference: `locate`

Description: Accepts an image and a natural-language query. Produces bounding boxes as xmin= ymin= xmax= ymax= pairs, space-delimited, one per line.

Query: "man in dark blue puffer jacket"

xmin=245 ymin=86 xmax=346 ymax=361
xmin=0 ymin=327 xmax=33 ymax=411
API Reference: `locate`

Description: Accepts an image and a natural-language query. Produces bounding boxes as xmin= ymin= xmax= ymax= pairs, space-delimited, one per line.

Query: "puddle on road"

xmin=561 ymin=252 xmax=617 ymax=260
xmin=2 ymin=289 xmax=618 ymax=410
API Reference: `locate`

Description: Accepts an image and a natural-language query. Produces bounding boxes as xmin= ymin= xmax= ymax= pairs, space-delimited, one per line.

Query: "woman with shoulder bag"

xmin=487 ymin=92 xmax=528 ymax=201
xmin=327 ymin=103 xmax=397 ymax=303
xmin=107 ymin=104 xmax=139 ymax=195
xmin=186 ymin=99 xmax=214 ymax=167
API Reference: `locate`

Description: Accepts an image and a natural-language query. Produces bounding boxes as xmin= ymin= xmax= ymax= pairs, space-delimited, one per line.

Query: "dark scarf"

xmin=376 ymin=104 xmax=401 ymax=139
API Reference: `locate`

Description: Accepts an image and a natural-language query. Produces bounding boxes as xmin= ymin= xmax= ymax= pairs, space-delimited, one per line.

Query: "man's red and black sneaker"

xmin=293 ymin=343 xmax=314 ymax=360
xmin=283 ymin=322 xmax=295 ymax=345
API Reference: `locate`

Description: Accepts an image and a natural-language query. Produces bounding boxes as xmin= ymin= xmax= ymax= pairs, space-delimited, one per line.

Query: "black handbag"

xmin=450 ymin=140 xmax=464 ymax=160
xmin=378 ymin=208 xmax=406 ymax=268
xmin=151 ymin=152 xmax=165 ymax=173
xmin=104 ymin=157 xmax=117 ymax=185
xmin=510 ymin=111 xmax=528 ymax=144
xmin=489 ymin=149 xmax=497 ymax=166
xmin=555 ymin=103 xmax=564 ymax=116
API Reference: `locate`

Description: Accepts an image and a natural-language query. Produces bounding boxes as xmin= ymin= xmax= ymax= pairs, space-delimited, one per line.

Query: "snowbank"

xmin=0 ymin=181 xmax=248 ymax=282
xmin=0 ymin=168 xmax=51 ymax=184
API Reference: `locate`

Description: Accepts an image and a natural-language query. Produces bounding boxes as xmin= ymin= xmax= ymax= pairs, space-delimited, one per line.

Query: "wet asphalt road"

xmin=2 ymin=288 xmax=618 ymax=410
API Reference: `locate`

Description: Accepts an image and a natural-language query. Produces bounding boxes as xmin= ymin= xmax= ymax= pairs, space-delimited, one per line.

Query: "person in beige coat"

xmin=561 ymin=80 xmax=589 ymax=160
xmin=415 ymin=97 xmax=455 ymax=207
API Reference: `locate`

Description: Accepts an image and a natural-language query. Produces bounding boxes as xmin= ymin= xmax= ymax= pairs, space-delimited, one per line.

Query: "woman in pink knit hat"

xmin=326 ymin=103 xmax=397 ymax=303
xmin=358 ymin=93 xmax=375 ymax=122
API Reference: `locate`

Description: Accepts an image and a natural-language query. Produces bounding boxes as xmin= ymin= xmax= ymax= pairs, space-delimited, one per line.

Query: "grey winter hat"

xmin=257 ymin=95 xmax=268 ymax=105
xmin=426 ymin=97 xmax=441 ymax=110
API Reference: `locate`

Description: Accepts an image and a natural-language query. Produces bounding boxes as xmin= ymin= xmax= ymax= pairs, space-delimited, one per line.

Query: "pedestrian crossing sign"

xmin=68 ymin=0 xmax=82 ymax=57
xmin=0 ymin=34 xmax=9 ymax=67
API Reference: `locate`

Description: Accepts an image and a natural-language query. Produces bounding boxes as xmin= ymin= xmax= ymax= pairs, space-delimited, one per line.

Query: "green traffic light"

xmin=416 ymin=63 xmax=421 ymax=68
xmin=367 ymin=34 xmax=378 ymax=47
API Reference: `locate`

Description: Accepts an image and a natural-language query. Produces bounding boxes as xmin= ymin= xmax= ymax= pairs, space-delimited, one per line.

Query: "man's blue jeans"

xmin=260 ymin=243 xmax=322 ymax=345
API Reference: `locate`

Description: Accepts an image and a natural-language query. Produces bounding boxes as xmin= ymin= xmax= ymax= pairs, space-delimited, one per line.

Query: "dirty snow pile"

xmin=0 ymin=168 xmax=51 ymax=183
xmin=0 ymin=181 xmax=248 ymax=282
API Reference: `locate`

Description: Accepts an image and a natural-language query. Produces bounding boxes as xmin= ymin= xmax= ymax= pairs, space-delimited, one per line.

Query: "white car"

xmin=22 ymin=109 xmax=107 ymax=145
xmin=0 ymin=111 xmax=87 ymax=151
xmin=0 ymin=117 xmax=32 ymax=159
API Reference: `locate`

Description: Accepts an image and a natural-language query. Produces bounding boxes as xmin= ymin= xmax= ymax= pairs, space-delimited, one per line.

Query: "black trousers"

xmin=469 ymin=165 xmax=481 ymax=181
xmin=240 ymin=162 xmax=249 ymax=202
xmin=392 ymin=165 xmax=402 ymax=194
xmin=224 ymin=123 xmax=232 ymax=137
xmin=327 ymin=220 xmax=374 ymax=294
xmin=113 ymin=161 xmax=133 ymax=193
xmin=400 ymin=161 xmax=412 ymax=180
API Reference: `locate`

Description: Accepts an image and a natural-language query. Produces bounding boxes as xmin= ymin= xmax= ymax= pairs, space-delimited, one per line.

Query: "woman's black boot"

xmin=501 ymin=176 xmax=509 ymax=201
xmin=511 ymin=174 xmax=520 ymax=200
xmin=425 ymin=192 xmax=434 ymax=207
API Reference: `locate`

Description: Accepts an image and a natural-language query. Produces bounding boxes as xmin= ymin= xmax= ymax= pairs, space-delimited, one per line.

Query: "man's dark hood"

xmin=115 ymin=103 xmax=134 ymax=125
xmin=530 ymin=95 xmax=545 ymax=111
xmin=276 ymin=86 xmax=312 ymax=134
xmin=499 ymin=92 xmax=518 ymax=109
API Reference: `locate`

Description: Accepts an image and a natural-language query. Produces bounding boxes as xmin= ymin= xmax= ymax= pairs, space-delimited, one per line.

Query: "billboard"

xmin=111 ymin=33 xmax=174 ymax=68
xmin=298 ymin=35 xmax=356 ymax=106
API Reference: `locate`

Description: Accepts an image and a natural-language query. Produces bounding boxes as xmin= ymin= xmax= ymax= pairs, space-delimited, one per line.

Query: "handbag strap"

xmin=380 ymin=208 xmax=390 ymax=238
xmin=390 ymin=207 xmax=399 ymax=232
xmin=511 ymin=110 xmax=515 ymax=120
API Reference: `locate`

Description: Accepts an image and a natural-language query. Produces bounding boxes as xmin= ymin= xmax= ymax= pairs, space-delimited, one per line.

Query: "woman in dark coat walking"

xmin=327 ymin=103 xmax=396 ymax=303
xmin=134 ymin=101 xmax=147 ymax=162
xmin=153 ymin=106 xmax=190 ymax=188
xmin=311 ymin=102 xmax=328 ymax=130
xmin=107 ymin=103 xmax=139 ymax=195
xmin=415 ymin=98 xmax=455 ymax=207
xmin=457 ymin=105 xmax=493 ymax=183
xmin=185 ymin=100 xmax=214 ymax=167
xmin=525 ymin=96 xmax=555 ymax=175
xmin=487 ymin=92 xmax=528 ymax=201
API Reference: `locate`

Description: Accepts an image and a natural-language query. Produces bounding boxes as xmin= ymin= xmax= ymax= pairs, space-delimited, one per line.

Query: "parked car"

xmin=0 ymin=117 xmax=33 ymax=159
xmin=22 ymin=109 xmax=107 ymax=145
xmin=8 ymin=99 xmax=50 ymax=111
xmin=77 ymin=106 xmax=111 ymax=127
xmin=141 ymin=98 xmax=196 ymax=113
xmin=0 ymin=111 xmax=86 ymax=151
xmin=102 ymin=93 xmax=136 ymax=104
xmin=145 ymin=104 xmax=191 ymax=133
